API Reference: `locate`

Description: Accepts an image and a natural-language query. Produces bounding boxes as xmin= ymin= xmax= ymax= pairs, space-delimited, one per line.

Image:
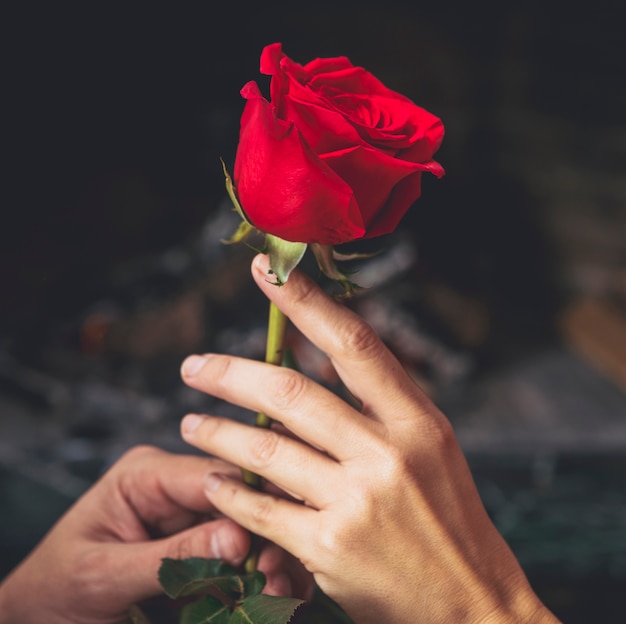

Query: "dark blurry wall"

xmin=4 ymin=1 xmax=625 ymax=343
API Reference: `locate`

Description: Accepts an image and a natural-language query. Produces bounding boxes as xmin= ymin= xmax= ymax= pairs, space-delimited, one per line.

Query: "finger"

xmin=203 ymin=473 xmax=315 ymax=565
xmin=111 ymin=446 xmax=242 ymax=535
xmin=257 ymin=542 xmax=316 ymax=600
xmin=251 ymin=253 xmax=437 ymax=422
xmin=181 ymin=414 xmax=339 ymax=508
xmin=180 ymin=356 xmax=382 ymax=463
xmin=105 ymin=518 xmax=250 ymax=603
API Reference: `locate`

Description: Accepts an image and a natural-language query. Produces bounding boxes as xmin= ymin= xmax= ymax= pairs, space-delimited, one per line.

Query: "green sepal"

xmin=221 ymin=158 xmax=251 ymax=225
xmin=310 ymin=243 xmax=364 ymax=296
xmin=221 ymin=220 xmax=255 ymax=245
xmin=265 ymin=234 xmax=307 ymax=285
xmin=332 ymin=248 xmax=382 ymax=262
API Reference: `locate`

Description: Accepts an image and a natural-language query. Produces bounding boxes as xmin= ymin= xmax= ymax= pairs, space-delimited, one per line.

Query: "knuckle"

xmin=334 ymin=317 xmax=382 ymax=361
xmin=166 ymin=531 xmax=211 ymax=561
xmin=271 ymin=369 xmax=307 ymax=410
xmin=290 ymin=276 xmax=318 ymax=309
xmin=209 ymin=355 xmax=234 ymax=388
xmin=377 ymin=445 xmax=408 ymax=482
xmin=315 ymin=522 xmax=342 ymax=556
xmin=248 ymin=429 xmax=281 ymax=469
xmin=314 ymin=485 xmax=378 ymax=557
xmin=167 ymin=537 xmax=194 ymax=561
xmin=119 ymin=444 xmax=160 ymax=463
xmin=361 ymin=438 xmax=414 ymax=492
xmin=72 ymin=548 xmax=111 ymax=596
xmin=249 ymin=496 xmax=276 ymax=529
xmin=112 ymin=445 xmax=164 ymax=481
xmin=422 ymin=415 xmax=457 ymax=452
xmin=315 ymin=516 xmax=359 ymax=559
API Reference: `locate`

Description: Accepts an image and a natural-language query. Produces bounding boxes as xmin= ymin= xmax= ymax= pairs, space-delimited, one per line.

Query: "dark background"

xmin=2 ymin=2 xmax=626 ymax=622
xmin=4 ymin=1 xmax=624 ymax=339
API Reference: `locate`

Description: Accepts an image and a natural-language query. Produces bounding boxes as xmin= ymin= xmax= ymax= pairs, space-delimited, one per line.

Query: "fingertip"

xmin=211 ymin=519 xmax=250 ymax=566
xmin=204 ymin=472 xmax=227 ymax=494
xmin=264 ymin=572 xmax=293 ymax=597
xmin=251 ymin=253 xmax=271 ymax=279
xmin=181 ymin=354 xmax=209 ymax=378
xmin=181 ymin=413 xmax=206 ymax=436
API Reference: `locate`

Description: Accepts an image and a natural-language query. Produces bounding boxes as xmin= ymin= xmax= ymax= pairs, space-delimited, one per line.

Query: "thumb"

xmin=109 ymin=518 xmax=251 ymax=604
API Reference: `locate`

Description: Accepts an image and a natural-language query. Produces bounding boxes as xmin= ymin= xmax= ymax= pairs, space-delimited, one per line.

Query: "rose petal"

xmin=303 ymin=55 xmax=355 ymax=75
xmin=321 ymin=145 xmax=435 ymax=229
xmin=308 ymin=66 xmax=408 ymax=100
xmin=282 ymin=95 xmax=366 ymax=154
xmin=242 ymin=45 xmax=445 ymax=245
xmin=234 ymin=83 xmax=364 ymax=245
xmin=259 ymin=43 xmax=284 ymax=75
xmin=364 ymin=170 xmax=424 ymax=238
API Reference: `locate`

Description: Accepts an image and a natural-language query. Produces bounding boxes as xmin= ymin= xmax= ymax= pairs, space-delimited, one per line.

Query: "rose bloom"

xmin=233 ymin=43 xmax=445 ymax=246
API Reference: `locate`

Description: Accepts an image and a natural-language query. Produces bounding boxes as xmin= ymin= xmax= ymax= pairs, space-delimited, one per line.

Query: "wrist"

xmin=479 ymin=582 xmax=560 ymax=624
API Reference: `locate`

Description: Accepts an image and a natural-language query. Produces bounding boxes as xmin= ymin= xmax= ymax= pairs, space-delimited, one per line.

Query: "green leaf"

xmin=229 ymin=595 xmax=305 ymax=624
xmin=180 ymin=595 xmax=232 ymax=624
xmin=159 ymin=558 xmax=242 ymax=599
xmin=240 ymin=571 xmax=267 ymax=598
xmin=265 ymin=235 xmax=307 ymax=285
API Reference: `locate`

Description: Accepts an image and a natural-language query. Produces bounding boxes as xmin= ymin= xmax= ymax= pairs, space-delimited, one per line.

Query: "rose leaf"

xmin=179 ymin=595 xmax=232 ymax=624
xmin=229 ymin=594 xmax=306 ymax=624
xmin=158 ymin=557 xmax=246 ymax=600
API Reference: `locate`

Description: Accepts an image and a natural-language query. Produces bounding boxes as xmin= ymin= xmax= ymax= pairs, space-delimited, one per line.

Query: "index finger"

xmin=104 ymin=446 xmax=241 ymax=535
xmin=251 ymin=254 xmax=436 ymax=423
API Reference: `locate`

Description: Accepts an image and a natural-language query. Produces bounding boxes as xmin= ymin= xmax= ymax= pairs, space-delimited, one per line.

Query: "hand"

xmin=179 ymin=254 xmax=560 ymax=624
xmin=0 ymin=445 xmax=312 ymax=624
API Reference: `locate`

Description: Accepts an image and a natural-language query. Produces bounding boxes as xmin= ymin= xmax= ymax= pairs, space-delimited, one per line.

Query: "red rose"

xmin=233 ymin=43 xmax=445 ymax=246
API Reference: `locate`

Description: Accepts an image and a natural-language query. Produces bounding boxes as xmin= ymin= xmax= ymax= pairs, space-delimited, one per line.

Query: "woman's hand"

xmin=180 ymin=253 xmax=560 ymax=624
xmin=0 ymin=445 xmax=312 ymax=624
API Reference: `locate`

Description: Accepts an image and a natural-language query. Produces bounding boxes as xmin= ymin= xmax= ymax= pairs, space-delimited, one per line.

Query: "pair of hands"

xmin=0 ymin=254 xmax=558 ymax=624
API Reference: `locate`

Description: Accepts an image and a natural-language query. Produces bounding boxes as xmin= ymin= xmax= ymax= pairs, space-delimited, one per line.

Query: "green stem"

xmin=242 ymin=300 xmax=288 ymax=573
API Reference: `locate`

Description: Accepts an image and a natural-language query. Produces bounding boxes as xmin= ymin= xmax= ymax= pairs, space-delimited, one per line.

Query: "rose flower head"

xmin=224 ymin=43 xmax=445 ymax=288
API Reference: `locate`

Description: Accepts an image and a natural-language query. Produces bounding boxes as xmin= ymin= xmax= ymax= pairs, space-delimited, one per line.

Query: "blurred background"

xmin=2 ymin=1 xmax=625 ymax=622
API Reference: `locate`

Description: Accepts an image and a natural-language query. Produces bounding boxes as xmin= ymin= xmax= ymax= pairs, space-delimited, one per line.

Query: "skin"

xmin=0 ymin=446 xmax=312 ymax=624
xmin=179 ymin=253 xmax=561 ymax=624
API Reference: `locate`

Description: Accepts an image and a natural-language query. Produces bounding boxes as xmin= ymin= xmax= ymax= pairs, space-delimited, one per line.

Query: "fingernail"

xmin=204 ymin=472 xmax=225 ymax=493
xmin=211 ymin=522 xmax=246 ymax=564
xmin=252 ymin=253 xmax=270 ymax=274
xmin=268 ymin=573 xmax=293 ymax=597
xmin=182 ymin=354 xmax=208 ymax=377
xmin=181 ymin=413 xmax=205 ymax=434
